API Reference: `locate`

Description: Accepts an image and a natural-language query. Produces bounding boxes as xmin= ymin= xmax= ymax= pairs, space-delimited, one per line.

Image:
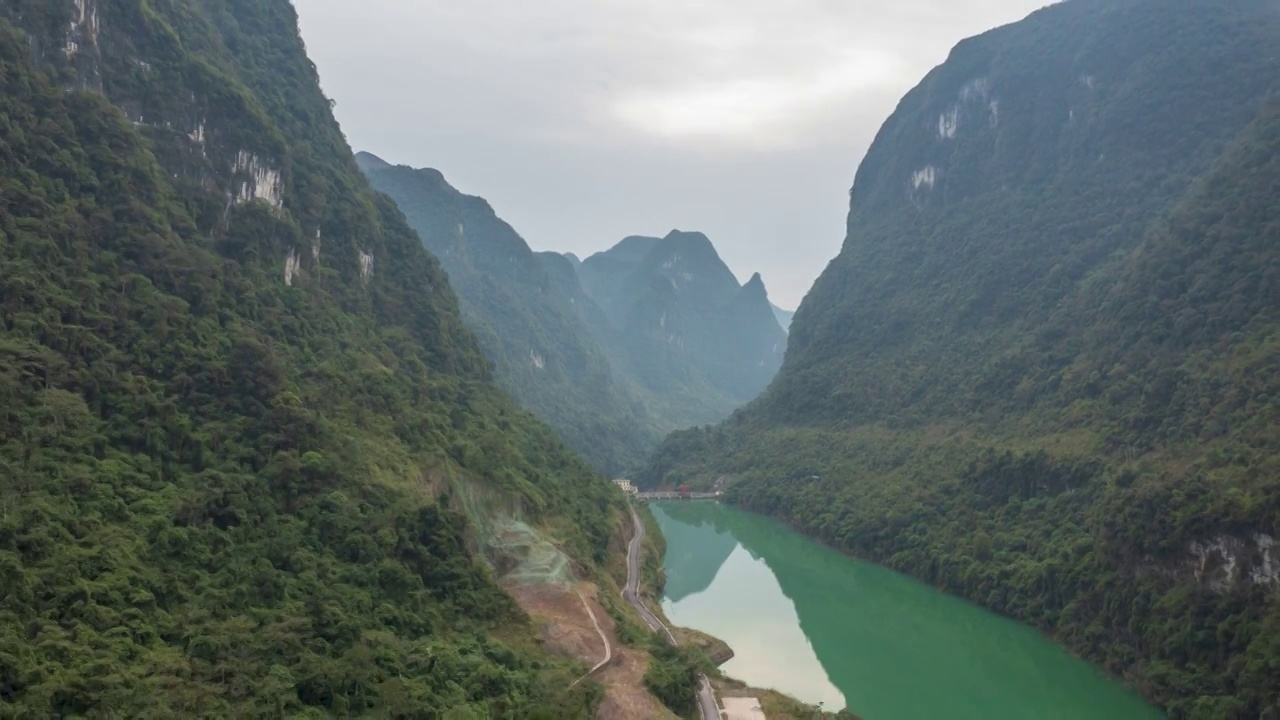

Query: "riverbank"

xmin=674 ymin=626 xmax=734 ymax=666
xmin=670 ymin=623 xmax=857 ymax=719
xmin=717 ymin=679 xmax=851 ymax=720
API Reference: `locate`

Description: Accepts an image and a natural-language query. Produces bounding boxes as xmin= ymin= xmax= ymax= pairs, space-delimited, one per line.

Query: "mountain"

xmin=0 ymin=1 xmax=624 ymax=716
xmin=771 ymin=303 xmax=794 ymax=332
xmin=356 ymin=154 xmax=662 ymax=474
xmin=350 ymin=156 xmax=789 ymax=468
xmin=575 ymin=234 xmax=665 ymax=324
xmin=642 ymin=0 xmax=1280 ymax=715
xmin=576 ymin=231 xmax=789 ymax=426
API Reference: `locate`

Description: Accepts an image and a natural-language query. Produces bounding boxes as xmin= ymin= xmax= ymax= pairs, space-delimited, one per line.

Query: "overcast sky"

xmin=295 ymin=0 xmax=1050 ymax=308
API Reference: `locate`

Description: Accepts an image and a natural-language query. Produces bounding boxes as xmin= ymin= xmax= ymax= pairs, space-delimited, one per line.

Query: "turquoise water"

xmin=652 ymin=501 xmax=1162 ymax=719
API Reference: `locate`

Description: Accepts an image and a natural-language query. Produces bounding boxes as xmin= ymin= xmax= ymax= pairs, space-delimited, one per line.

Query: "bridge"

xmin=635 ymin=491 xmax=721 ymax=501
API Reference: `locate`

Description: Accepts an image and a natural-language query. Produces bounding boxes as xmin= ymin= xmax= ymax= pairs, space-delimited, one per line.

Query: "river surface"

xmin=651 ymin=501 xmax=1162 ymax=719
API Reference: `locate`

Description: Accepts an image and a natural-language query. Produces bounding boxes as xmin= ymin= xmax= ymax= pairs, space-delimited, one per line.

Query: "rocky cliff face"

xmin=777 ymin=0 xmax=1278 ymax=427
xmin=1185 ymin=534 xmax=1279 ymax=593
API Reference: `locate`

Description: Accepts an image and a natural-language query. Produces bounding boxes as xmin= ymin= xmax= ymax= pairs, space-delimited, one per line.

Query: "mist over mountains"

xmin=360 ymin=155 xmax=787 ymax=474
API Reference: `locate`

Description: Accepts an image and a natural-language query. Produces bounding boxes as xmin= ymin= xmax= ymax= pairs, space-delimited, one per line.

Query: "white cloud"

xmin=295 ymin=0 xmax=1051 ymax=306
xmin=610 ymin=49 xmax=906 ymax=147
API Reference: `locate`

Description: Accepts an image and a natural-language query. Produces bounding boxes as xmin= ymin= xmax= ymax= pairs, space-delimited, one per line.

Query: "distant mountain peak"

xmin=356 ymin=152 xmax=449 ymax=186
xmin=660 ymin=229 xmax=717 ymax=254
xmin=572 ymin=228 xmax=787 ymax=406
xmin=359 ymin=155 xmax=662 ymax=473
xmin=646 ymin=230 xmax=733 ymax=285
xmin=738 ymin=272 xmax=774 ymax=309
xmin=618 ymin=234 xmax=662 ymax=247
xmin=664 ymin=229 xmax=709 ymax=241
xmin=354 ymin=151 xmax=391 ymax=171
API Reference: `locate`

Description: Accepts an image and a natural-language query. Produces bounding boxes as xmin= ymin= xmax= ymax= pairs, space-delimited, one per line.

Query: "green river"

xmin=651 ymin=501 xmax=1162 ymax=719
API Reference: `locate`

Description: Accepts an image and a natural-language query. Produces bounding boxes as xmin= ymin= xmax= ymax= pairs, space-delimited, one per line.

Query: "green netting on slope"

xmin=448 ymin=473 xmax=575 ymax=587
xmin=489 ymin=516 xmax=574 ymax=587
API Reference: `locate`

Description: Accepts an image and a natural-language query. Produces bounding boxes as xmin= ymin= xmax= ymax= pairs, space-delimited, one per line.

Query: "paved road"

xmin=623 ymin=506 xmax=721 ymax=720
xmin=696 ymin=675 xmax=719 ymax=720
xmin=635 ymin=491 xmax=721 ymax=501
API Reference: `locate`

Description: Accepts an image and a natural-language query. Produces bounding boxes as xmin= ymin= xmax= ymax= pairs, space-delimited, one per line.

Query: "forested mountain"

xmin=0 ymin=0 xmax=623 ymax=715
xmin=357 ymin=154 xmax=662 ymax=474
xmin=575 ymin=231 xmax=789 ymax=426
xmin=358 ymin=157 xmax=789 ymax=470
xmin=642 ymin=0 xmax=1280 ymax=715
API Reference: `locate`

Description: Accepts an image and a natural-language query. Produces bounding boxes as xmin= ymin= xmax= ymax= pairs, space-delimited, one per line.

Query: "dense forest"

xmin=0 ymin=0 xmax=625 ymax=715
xmin=642 ymin=0 xmax=1280 ymax=716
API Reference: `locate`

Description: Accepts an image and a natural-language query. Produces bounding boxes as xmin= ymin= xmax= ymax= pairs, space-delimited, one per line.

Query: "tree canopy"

xmin=0 ymin=0 xmax=622 ymax=715
xmin=642 ymin=1 xmax=1280 ymax=715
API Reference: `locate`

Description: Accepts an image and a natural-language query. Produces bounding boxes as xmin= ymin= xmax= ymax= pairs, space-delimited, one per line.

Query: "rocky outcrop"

xmin=1189 ymin=534 xmax=1279 ymax=593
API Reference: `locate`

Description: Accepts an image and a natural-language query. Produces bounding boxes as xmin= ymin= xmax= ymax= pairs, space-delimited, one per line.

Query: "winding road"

xmin=624 ymin=505 xmax=721 ymax=720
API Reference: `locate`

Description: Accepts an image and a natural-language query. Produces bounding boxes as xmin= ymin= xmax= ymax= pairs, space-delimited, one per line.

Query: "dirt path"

xmin=506 ymin=580 xmax=671 ymax=719
xmin=571 ymin=591 xmax=612 ymax=685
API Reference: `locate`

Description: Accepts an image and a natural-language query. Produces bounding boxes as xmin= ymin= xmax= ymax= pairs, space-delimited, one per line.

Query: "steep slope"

xmin=576 ymin=234 xmax=664 ymax=326
xmin=357 ymin=155 xmax=663 ymax=474
xmin=580 ymin=232 xmax=741 ymax=329
xmin=643 ymin=0 xmax=1279 ymax=715
xmin=770 ymin=303 xmax=794 ymax=332
xmin=577 ymin=231 xmax=788 ymax=426
xmin=0 ymin=1 xmax=622 ymax=716
xmin=714 ymin=273 xmax=789 ymax=400
xmin=537 ymin=250 xmax=618 ymax=345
